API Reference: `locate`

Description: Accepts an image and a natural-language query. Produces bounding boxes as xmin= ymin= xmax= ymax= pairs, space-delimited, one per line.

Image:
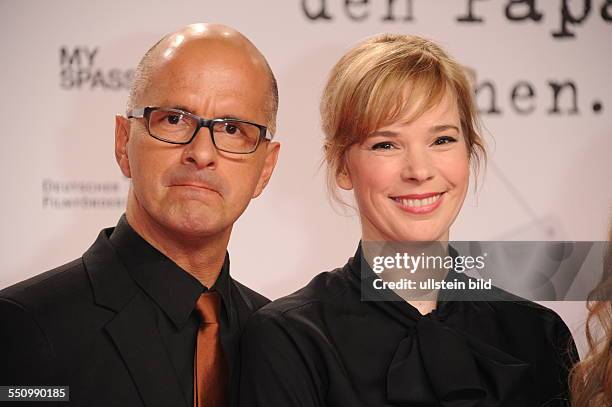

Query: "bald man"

xmin=0 ymin=24 xmax=279 ymax=407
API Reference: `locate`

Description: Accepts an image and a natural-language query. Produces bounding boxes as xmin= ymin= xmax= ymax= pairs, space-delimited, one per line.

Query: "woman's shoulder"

xmin=478 ymin=293 xmax=569 ymax=328
xmin=463 ymin=297 xmax=575 ymax=350
xmin=449 ymin=272 xmax=571 ymax=330
xmin=257 ymin=264 xmax=355 ymax=319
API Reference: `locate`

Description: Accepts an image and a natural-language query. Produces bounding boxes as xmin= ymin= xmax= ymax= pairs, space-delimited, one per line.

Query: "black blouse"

xmin=239 ymin=244 xmax=578 ymax=406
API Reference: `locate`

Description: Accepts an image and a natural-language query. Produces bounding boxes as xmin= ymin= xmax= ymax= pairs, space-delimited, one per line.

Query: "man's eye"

xmin=221 ymin=123 xmax=247 ymax=137
xmin=225 ymin=124 xmax=238 ymax=135
xmin=432 ymin=136 xmax=457 ymax=146
xmin=371 ymin=141 xmax=395 ymax=150
xmin=165 ymin=114 xmax=182 ymax=125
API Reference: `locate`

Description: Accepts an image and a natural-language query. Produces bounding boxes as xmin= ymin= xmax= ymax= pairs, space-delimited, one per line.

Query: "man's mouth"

xmin=171 ymin=183 xmax=221 ymax=197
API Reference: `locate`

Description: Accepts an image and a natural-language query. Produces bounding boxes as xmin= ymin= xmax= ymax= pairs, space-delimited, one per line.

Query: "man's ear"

xmin=252 ymin=141 xmax=280 ymax=198
xmin=115 ymin=115 xmax=132 ymax=178
xmin=336 ymin=161 xmax=353 ymax=190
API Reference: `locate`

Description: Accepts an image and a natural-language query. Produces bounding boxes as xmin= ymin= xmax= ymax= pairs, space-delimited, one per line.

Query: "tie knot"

xmin=195 ymin=291 xmax=220 ymax=324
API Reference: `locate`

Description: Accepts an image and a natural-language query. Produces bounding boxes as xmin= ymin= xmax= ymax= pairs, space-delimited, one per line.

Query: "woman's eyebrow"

xmin=430 ymin=124 xmax=460 ymax=133
xmin=369 ymin=130 xmax=400 ymax=137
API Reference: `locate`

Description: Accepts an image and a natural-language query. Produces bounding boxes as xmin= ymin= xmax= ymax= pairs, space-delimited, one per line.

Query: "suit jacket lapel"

xmin=84 ymin=228 xmax=188 ymax=407
xmin=105 ymin=294 xmax=187 ymax=407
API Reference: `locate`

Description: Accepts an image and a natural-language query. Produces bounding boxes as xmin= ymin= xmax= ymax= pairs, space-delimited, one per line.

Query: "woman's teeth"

xmin=394 ymin=193 xmax=441 ymax=207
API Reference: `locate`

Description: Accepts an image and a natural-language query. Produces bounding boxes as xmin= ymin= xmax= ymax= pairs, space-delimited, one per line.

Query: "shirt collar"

xmin=347 ymin=241 xmax=458 ymax=322
xmin=109 ymin=214 xmax=232 ymax=329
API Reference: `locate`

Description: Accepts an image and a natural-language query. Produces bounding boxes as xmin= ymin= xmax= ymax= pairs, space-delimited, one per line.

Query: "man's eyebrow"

xmin=430 ymin=124 xmax=460 ymax=133
xmin=160 ymin=106 xmax=249 ymax=122
xmin=161 ymin=104 xmax=194 ymax=113
xmin=219 ymin=114 xmax=246 ymax=121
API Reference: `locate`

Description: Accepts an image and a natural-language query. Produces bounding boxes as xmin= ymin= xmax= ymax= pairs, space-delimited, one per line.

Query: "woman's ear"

xmin=336 ymin=163 xmax=353 ymax=190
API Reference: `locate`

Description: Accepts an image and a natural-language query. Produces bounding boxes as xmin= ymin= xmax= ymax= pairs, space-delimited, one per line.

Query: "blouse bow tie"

xmin=386 ymin=315 xmax=530 ymax=406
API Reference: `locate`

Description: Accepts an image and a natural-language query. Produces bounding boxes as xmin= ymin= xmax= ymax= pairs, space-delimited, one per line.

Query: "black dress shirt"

xmin=239 ymin=244 xmax=579 ymax=407
xmin=109 ymin=216 xmax=240 ymax=404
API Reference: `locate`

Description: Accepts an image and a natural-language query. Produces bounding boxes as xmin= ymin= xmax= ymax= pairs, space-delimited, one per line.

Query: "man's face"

xmin=115 ymin=39 xmax=279 ymax=241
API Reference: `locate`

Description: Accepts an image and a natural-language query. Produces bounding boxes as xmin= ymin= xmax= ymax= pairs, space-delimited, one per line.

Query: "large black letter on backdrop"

xmin=602 ymin=0 xmax=612 ymax=20
xmin=457 ymin=0 xmax=487 ymax=23
xmin=382 ymin=0 xmax=414 ymax=21
xmin=302 ymin=0 xmax=333 ymax=20
xmin=552 ymin=0 xmax=592 ymax=38
xmin=475 ymin=81 xmax=502 ymax=115
xmin=505 ymin=0 xmax=543 ymax=21
xmin=511 ymin=81 xmax=536 ymax=114
xmin=345 ymin=0 xmax=370 ymax=20
xmin=548 ymin=81 xmax=579 ymax=114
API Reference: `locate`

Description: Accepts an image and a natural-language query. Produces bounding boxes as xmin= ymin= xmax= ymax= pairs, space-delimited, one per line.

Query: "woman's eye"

xmin=371 ymin=141 xmax=395 ymax=150
xmin=432 ymin=136 xmax=457 ymax=146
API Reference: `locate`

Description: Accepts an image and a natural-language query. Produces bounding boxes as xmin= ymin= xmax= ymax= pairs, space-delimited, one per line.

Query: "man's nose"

xmin=181 ymin=127 xmax=217 ymax=169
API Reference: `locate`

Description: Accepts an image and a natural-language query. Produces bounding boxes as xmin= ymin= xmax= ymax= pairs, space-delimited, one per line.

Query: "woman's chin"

xmin=384 ymin=229 xmax=449 ymax=243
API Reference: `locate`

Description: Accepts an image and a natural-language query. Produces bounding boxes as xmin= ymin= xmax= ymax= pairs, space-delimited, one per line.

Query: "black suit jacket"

xmin=0 ymin=227 xmax=269 ymax=406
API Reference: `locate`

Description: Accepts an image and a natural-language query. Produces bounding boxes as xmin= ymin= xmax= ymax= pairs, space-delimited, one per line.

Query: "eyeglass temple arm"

xmin=264 ymin=128 xmax=274 ymax=141
xmin=126 ymin=107 xmax=146 ymax=118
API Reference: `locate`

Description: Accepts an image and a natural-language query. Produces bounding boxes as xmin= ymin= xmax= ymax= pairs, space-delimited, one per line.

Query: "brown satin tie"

xmin=193 ymin=291 xmax=228 ymax=407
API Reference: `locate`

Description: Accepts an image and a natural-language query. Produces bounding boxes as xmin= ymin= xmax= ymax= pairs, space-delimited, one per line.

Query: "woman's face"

xmin=338 ymin=92 xmax=469 ymax=242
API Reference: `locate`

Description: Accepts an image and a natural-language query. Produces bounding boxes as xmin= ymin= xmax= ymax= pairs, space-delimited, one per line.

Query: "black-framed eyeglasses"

xmin=127 ymin=106 xmax=273 ymax=154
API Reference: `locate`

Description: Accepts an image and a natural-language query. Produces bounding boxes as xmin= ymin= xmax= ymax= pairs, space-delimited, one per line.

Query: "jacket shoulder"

xmin=0 ymin=258 xmax=93 ymax=384
xmin=0 ymin=258 xmax=89 ymax=308
xmin=233 ymin=279 xmax=271 ymax=311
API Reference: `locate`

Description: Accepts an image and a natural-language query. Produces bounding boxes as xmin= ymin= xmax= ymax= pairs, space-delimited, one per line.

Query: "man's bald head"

xmin=127 ymin=23 xmax=278 ymax=134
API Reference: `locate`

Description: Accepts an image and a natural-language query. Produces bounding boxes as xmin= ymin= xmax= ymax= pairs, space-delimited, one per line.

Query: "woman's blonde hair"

xmin=321 ymin=33 xmax=486 ymax=204
xmin=570 ymin=227 xmax=612 ymax=406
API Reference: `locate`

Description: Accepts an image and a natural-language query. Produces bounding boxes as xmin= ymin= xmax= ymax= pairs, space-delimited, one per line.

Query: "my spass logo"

xmin=60 ymin=46 xmax=133 ymax=90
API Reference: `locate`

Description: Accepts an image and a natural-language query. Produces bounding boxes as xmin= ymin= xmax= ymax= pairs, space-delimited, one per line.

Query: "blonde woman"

xmin=570 ymin=229 xmax=612 ymax=406
xmin=239 ymin=34 xmax=578 ymax=406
